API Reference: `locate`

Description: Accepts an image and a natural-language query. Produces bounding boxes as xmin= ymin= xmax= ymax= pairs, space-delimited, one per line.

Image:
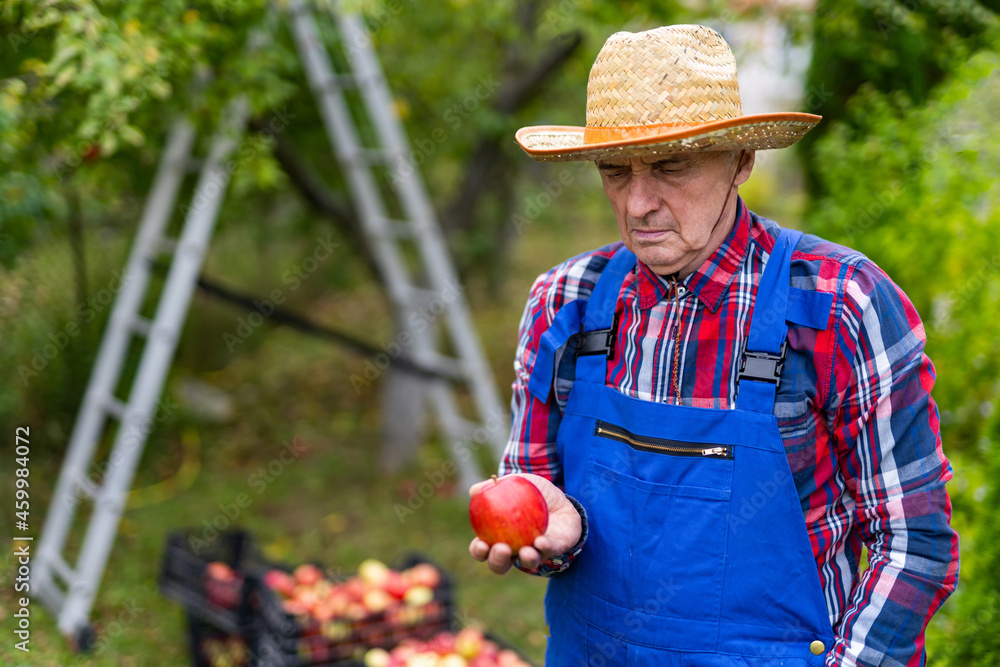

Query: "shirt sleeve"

xmin=825 ymin=260 xmax=960 ymax=666
xmin=500 ymin=272 xmax=588 ymax=576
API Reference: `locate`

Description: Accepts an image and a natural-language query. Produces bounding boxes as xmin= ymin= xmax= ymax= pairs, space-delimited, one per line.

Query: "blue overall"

xmin=528 ymin=229 xmax=835 ymax=666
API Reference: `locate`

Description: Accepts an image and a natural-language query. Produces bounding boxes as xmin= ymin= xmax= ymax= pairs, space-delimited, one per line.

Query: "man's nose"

xmin=625 ymin=172 xmax=661 ymax=221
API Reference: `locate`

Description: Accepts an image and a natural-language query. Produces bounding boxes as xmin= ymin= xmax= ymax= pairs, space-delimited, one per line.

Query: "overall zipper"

xmin=594 ymin=421 xmax=733 ymax=459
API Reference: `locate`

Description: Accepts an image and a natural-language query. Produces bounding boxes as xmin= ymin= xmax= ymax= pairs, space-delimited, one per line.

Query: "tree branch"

xmin=496 ymin=31 xmax=584 ymax=113
xmin=251 ymin=118 xmax=381 ymax=282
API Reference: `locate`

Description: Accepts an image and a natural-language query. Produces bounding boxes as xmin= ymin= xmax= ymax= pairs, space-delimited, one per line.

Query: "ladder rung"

xmin=320 ymin=74 xmax=361 ymax=90
xmin=75 ymin=474 xmax=101 ymax=501
xmin=50 ymin=554 xmax=78 ymax=586
xmin=103 ymin=395 xmax=128 ymax=420
xmin=344 ymin=149 xmax=389 ymax=165
xmin=419 ymin=351 xmax=465 ymax=382
xmin=374 ymin=218 xmax=413 ymax=239
xmin=155 ymin=237 xmax=179 ymax=255
xmin=404 ymin=285 xmax=441 ymax=305
xmin=456 ymin=417 xmax=483 ymax=439
xmin=130 ymin=316 xmax=153 ymax=337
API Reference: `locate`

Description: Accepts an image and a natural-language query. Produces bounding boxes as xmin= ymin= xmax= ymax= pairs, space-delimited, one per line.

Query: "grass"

xmin=0 ymin=176 xmax=616 ymax=666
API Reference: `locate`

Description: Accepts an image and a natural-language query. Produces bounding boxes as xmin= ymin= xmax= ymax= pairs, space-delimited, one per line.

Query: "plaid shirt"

xmin=500 ymin=200 xmax=959 ymax=667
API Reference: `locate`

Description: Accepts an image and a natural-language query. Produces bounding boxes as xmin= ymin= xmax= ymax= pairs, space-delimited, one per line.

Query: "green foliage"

xmin=802 ymin=0 xmax=1000 ymax=194
xmin=806 ymin=47 xmax=1000 ymax=451
xmin=928 ymin=411 xmax=1000 ymax=666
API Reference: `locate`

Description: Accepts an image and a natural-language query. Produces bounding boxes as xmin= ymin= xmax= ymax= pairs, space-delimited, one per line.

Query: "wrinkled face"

xmin=596 ymin=150 xmax=754 ymax=276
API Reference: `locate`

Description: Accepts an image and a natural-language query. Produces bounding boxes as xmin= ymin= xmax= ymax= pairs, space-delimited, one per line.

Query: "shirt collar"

xmin=635 ymin=197 xmax=752 ymax=313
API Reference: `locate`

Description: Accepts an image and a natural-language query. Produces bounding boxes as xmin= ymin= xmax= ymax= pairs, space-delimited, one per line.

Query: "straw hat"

xmin=515 ymin=24 xmax=821 ymax=162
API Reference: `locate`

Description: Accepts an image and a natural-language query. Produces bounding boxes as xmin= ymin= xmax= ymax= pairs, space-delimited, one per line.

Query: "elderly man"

xmin=467 ymin=24 xmax=959 ymax=666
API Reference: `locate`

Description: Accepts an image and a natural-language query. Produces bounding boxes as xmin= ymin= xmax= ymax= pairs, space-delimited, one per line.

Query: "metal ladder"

xmin=34 ymin=1 xmax=507 ymax=644
xmin=287 ymin=0 xmax=507 ymax=479
xmin=33 ymin=99 xmax=250 ymax=643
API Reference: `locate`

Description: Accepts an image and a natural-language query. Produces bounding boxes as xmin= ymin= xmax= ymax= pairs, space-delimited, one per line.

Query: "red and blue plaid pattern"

xmin=500 ymin=199 xmax=960 ymax=667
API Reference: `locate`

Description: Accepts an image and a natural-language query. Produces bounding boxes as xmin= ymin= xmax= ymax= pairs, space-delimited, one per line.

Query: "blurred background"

xmin=1 ymin=0 xmax=999 ymax=664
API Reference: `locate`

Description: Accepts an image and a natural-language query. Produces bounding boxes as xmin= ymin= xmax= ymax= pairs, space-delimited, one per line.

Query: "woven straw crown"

xmin=516 ymin=24 xmax=821 ymax=162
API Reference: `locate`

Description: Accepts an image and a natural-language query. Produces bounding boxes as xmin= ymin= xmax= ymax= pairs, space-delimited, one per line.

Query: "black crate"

xmin=160 ymin=528 xmax=263 ymax=634
xmin=249 ymin=553 xmax=455 ymax=667
xmin=187 ymin=612 xmax=251 ymax=667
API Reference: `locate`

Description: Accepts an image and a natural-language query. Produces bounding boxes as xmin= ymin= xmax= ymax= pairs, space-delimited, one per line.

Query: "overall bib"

xmin=529 ymin=229 xmax=835 ymax=666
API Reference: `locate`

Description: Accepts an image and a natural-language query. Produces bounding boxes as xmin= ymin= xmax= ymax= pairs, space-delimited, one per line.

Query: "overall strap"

xmin=526 ymin=246 xmax=636 ymax=402
xmin=577 ymin=244 xmax=636 ymax=383
xmin=736 ymin=227 xmax=803 ymax=413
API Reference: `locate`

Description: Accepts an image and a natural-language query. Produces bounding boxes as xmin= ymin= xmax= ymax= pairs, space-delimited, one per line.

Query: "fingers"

xmin=469 ymin=537 xmax=490 ymax=562
xmin=468 ymin=479 xmax=493 ymax=497
xmin=486 ymin=542 xmax=514 ymax=575
xmin=533 ymin=534 xmax=555 ymax=558
xmin=518 ymin=545 xmax=542 ymax=571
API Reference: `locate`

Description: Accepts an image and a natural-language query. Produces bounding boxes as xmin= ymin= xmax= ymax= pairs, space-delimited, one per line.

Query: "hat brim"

xmin=515 ymin=113 xmax=821 ymax=162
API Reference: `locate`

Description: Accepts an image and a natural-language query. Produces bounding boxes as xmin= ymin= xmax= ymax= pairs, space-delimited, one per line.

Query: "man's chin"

xmin=632 ymin=248 xmax=684 ymax=276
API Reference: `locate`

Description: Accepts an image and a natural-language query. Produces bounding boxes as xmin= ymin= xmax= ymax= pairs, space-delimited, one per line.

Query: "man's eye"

xmin=605 ymin=169 xmax=628 ymax=179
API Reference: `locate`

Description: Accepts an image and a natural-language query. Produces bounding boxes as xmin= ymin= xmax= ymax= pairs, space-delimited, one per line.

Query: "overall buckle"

xmin=738 ymin=341 xmax=787 ymax=390
xmin=575 ymin=311 xmax=620 ymax=359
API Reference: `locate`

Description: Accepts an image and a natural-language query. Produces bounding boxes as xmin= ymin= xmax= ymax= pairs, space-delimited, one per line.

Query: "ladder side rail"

xmin=287 ymin=0 xmax=411 ymax=304
xmin=290 ymin=3 xmax=485 ymax=482
xmin=55 ymin=100 xmax=249 ymax=636
xmin=337 ymin=12 xmax=508 ymax=458
xmin=427 ymin=382 xmax=481 ymax=495
xmin=34 ymin=121 xmax=197 ymax=600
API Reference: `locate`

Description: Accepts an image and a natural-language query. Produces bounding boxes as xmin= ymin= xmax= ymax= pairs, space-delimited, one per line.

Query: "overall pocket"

xmin=579 ymin=420 xmax=735 ymax=652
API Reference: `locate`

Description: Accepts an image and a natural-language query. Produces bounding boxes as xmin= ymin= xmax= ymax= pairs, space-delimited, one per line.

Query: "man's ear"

xmin=734 ymin=150 xmax=755 ymax=186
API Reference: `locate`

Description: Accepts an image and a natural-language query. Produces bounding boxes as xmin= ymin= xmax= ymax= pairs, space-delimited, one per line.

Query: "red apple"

xmin=344 ymin=578 xmax=367 ymax=601
xmin=405 ymin=563 xmax=442 ymax=588
xmin=469 ymin=475 xmax=549 ymax=551
xmin=384 ymin=571 xmax=409 ymax=599
xmin=497 ymin=649 xmax=524 ymax=667
xmin=204 ymin=561 xmax=241 ymax=609
xmin=293 ymin=563 xmax=324 ymax=587
xmin=263 ymin=569 xmax=296 ymax=597
xmin=283 ymin=598 xmax=309 ymax=616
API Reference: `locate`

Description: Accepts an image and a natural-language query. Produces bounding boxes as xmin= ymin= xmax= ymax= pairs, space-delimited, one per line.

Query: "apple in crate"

xmin=204 ymin=561 xmax=242 ymax=609
xmin=404 ymin=563 xmax=441 ymax=588
xmin=469 ymin=475 xmax=548 ymax=551
xmin=263 ymin=569 xmax=296 ymax=597
xmin=293 ymin=563 xmax=324 ymax=587
xmin=359 ymin=558 xmax=391 ymax=587
xmin=455 ymin=628 xmax=484 ymax=659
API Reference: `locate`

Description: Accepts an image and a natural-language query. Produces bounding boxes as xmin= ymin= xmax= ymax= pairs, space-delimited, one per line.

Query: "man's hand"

xmin=467 ymin=473 xmax=582 ymax=575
